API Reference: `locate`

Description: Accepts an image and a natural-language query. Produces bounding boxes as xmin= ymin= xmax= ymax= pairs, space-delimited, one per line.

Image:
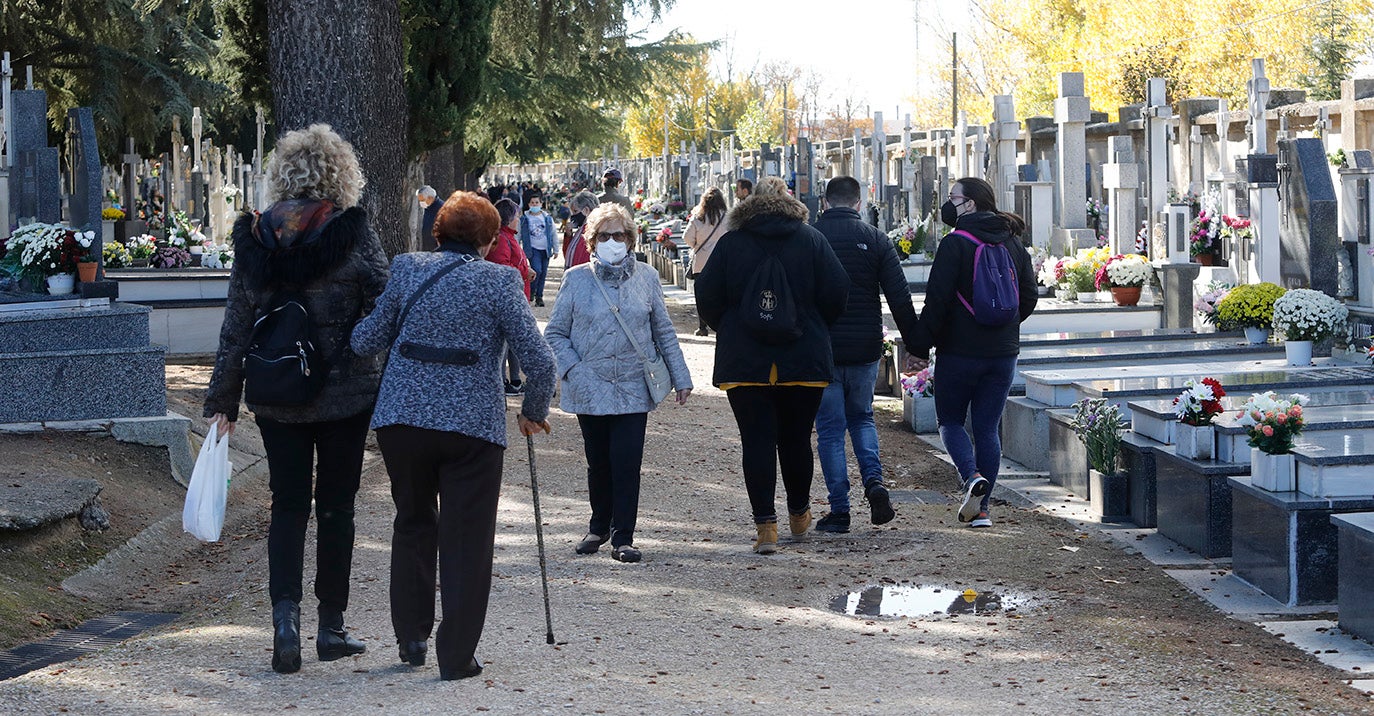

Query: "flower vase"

xmin=1250 ymin=448 xmax=1295 ymax=492
xmin=1110 ymin=286 xmax=1142 ymax=307
xmin=1037 ymin=285 xmax=1050 ymax=296
xmin=902 ymin=392 xmax=938 ymax=433
xmin=1175 ymin=423 xmax=1215 ymax=461
xmin=1059 ymin=283 xmax=1075 ymax=301
xmin=1195 ymin=253 xmax=1215 ymax=266
xmin=77 ymin=261 xmax=99 ymax=283
xmin=46 ymin=273 xmax=76 ymax=295
xmin=1243 ymin=327 xmax=1270 ymax=345
xmin=1089 ymin=469 xmax=1130 ymax=522
xmin=1077 ymin=291 xmax=1098 ymax=303
xmin=1285 ymin=340 xmax=1313 ymax=367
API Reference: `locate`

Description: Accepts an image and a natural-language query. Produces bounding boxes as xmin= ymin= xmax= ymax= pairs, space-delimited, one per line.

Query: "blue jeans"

xmin=528 ymin=248 xmax=550 ymax=300
xmin=933 ymin=353 xmax=1017 ymax=512
xmin=815 ymin=361 xmax=882 ymax=513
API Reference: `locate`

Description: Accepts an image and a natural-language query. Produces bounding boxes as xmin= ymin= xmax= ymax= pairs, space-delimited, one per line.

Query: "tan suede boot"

xmin=789 ymin=509 xmax=812 ymax=536
xmin=753 ymin=523 xmax=778 ymax=554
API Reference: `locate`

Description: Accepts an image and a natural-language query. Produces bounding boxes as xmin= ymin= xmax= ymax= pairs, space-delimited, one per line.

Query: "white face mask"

xmin=595 ymin=239 xmax=629 ymax=264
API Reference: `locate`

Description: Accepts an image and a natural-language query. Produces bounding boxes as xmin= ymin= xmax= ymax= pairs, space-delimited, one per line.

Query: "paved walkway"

xmin=2 ymin=269 xmax=1371 ymax=715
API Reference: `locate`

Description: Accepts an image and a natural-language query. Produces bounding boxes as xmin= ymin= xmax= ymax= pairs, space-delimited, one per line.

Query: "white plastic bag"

xmin=182 ymin=424 xmax=233 ymax=542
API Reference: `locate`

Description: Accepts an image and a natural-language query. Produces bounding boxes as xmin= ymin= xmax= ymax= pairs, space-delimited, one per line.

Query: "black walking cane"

xmin=526 ymin=433 xmax=556 ymax=644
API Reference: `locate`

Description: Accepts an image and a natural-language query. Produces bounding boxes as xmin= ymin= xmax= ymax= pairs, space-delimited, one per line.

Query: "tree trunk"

xmin=424 ymin=144 xmax=457 ymax=199
xmin=265 ymin=0 xmax=409 ymax=257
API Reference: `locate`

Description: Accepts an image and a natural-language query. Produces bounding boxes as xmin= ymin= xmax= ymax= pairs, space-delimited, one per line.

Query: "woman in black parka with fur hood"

xmin=695 ymin=177 xmax=848 ymax=555
xmin=204 ymin=124 xmax=389 ymax=674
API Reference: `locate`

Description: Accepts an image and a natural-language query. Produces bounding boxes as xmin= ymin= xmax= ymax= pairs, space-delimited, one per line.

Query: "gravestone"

xmin=1102 ymin=136 xmax=1139 ymax=255
xmin=67 ymin=108 xmax=116 ymax=298
xmin=8 ymin=90 xmax=61 ymax=224
xmin=1053 ymin=72 xmax=1096 ymax=253
xmin=991 ymin=95 xmax=1019 ymax=210
xmin=1276 ymin=138 xmax=1338 ymax=295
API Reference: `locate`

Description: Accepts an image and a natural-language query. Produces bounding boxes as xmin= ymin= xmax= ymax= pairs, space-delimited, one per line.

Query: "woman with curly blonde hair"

xmin=205 ymin=124 xmax=389 ymax=674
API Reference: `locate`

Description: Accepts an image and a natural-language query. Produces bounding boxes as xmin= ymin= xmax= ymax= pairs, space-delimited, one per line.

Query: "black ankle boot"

xmin=398 ymin=640 xmax=427 ymax=666
xmin=317 ymin=608 xmax=366 ymax=661
xmin=272 ymin=600 xmax=301 ymax=674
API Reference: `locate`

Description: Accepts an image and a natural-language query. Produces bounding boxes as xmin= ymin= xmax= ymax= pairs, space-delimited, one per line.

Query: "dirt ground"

xmin=1 ymin=276 xmax=1371 ymax=714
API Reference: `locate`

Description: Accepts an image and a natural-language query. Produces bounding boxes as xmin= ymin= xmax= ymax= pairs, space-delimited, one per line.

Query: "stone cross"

xmin=991 ymin=95 xmax=1019 ymax=210
xmin=1145 ymin=78 xmax=1171 ymax=226
xmin=121 ymin=138 xmax=140 ymax=214
xmin=872 ymin=111 xmax=886 ymax=228
xmin=852 ymin=129 xmax=865 ymax=204
xmin=170 ymin=116 xmax=184 ymax=210
xmin=1102 ymin=136 xmax=1139 ymax=256
xmin=1053 ymin=72 xmax=1095 ymax=252
xmin=2 ymin=52 xmax=12 ymax=170
xmin=191 ymin=107 xmax=203 ymax=172
xmin=1247 ymin=59 xmax=1271 ymax=155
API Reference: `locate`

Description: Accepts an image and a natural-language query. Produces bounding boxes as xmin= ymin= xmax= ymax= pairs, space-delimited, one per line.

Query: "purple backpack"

xmin=951 ymin=229 xmax=1019 ymax=327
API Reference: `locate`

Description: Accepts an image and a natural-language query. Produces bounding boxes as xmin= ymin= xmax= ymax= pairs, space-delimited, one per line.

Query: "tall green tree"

xmin=0 ymin=0 xmax=225 ymax=157
xmin=464 ymin=1 xmax=698 ymax=176
xmin=265 ymin=0 xmax=409 ymax=256
xmin=1300 ymin=3 xmax=1358 ymax=101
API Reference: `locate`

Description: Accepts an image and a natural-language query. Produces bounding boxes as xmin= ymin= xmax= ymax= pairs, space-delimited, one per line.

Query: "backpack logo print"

xmin=759 ymin=289 xmax=778 ymax=312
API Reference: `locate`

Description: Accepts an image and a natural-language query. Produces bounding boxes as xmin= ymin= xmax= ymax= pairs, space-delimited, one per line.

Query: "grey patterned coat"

xmin=544 ymin=257 xmax=692 ymax=416
xmin=204 ymin=207 xmax=389 ymax=424
xmin=351 ymin=245 xmax=555 ymax=447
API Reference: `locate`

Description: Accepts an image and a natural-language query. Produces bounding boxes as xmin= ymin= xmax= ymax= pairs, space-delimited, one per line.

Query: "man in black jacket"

xmin=812 ymin=176 xmax=921 ymax=532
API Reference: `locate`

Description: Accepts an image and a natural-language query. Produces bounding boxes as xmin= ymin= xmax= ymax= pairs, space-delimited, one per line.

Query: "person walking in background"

xmin=352 ymin=191 xmax=556 ymax=681
xmin=910 ymin=177 xmax=1037 ymax=530
xmin=682 ymin=187 xmax=727 ymax=337
xmin=544 ymin=203 xmax=693 ymax=564
xmin=598 ymin=168 xmax=636 ymax=213
xmin=417 ymin=185 xmax=441 ymax=251
xmin=734 ymin=178 xmax=753 ymax=205
xmin=695 ymin=176 xmax=848 ymax=555
xmin=811 ymin=176 xmax=920 ymax=533
xmin=562 ymin=190 xmax=601 ymax=268
xmin=204 ymin=124 xmax=389 ymax=674
xmin=520 ymin=193 xmax=558 ymax=306
xmin=490 ymin=197 xmax=535 ymax=395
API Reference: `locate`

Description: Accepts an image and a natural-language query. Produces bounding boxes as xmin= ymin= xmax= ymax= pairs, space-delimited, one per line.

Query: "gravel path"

xmin=1 ymin=269 xmax=1370 ymax=715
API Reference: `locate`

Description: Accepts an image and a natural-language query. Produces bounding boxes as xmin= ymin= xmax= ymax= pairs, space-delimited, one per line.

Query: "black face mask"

xmin=940 ymin=199 xmax=963 ymax=228
xmin=571 ymin=213 xmax=586 ymax=228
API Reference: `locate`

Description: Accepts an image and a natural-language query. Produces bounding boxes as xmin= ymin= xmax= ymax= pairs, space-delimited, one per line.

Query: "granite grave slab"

xmin=1155 ymin=447 xmax=1245 ymax=558
xmin=1333 ymin=513 xmax=1374 ymax=642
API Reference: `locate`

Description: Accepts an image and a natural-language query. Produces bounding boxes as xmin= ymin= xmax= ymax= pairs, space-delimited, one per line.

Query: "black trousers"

xmin=255 ymin=410 xmax=371 ymax=615
xmin=726 ymin=386 xmax=825 ymax=524
xmin=576 ymin=412 xmax=648 ymax=547
xmin=375 ymin=425 xmax=504 ymax=673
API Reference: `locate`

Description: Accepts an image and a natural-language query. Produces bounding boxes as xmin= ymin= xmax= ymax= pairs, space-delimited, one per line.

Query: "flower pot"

xmin=1285 ymin=340 xmax=1313 ymax=367
xmin=1077 ymin=291 xmax=1098 ymax=303
xmin=102 ymin=220 xmax=115 ymax=244
xmin=189 ymin=253 xmax=203 ymax=267
xmin=46 ymin=273 xmax=76 ymax=295
xmin=1089 ymin=469 xmax=1130 ymax=522
xmin=1110 ymin=286 xmax=1142 ymax=306
xmin=902 ymin=392 xmax=938 ymax=433
xmin=1194 ymin=253 xmax=1215 ymax=266
xmin=1058 ymin=283 xmax=1075 ymax=300
xmin=189 ymin=245 xmax=205 ymax=255
xmin=1243 ymin=327 xmax=1270 ymax=345
xmin=1250 ymin=447 xmax=1295 ymax=492
xmin=77 ymin=261 xmax=99 ymax=283
xmin=1175 ymin=423 xmax=1215 ymax=461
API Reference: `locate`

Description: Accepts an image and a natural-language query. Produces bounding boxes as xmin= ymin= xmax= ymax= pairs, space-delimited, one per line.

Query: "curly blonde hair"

xmin=752 ymin=176 xmax=789 ymax=198
xmin=265 ymin=124 xmax=365 ymax=209
xmin=583 ymin=202 xmax=638 ymax=253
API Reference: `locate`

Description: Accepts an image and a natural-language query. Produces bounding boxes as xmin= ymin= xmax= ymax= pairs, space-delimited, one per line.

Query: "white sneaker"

xmin=969 ymin=512 xmax=992 ymax=528
xmin=958 ymin=476 xmax=990 ymax=523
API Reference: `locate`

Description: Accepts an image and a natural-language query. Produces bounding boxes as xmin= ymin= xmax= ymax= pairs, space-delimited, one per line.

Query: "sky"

xmin=630 ymin=0 xmax=974 ymax=127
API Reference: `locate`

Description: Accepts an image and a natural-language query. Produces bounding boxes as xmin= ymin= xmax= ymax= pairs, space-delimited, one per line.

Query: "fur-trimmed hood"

xmin=725 ymin=192 xmax=810 ymax=236
xmin=231 ymin=203 xmax=368 ymax=290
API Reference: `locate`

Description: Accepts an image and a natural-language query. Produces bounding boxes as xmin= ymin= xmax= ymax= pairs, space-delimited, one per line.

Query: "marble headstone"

xmin=1277 ymin=138 xmax=1338 ymax=296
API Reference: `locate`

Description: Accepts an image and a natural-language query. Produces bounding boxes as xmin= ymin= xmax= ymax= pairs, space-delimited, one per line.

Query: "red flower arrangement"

xmin=1172 ymin=377 xmax=1227 ymax=426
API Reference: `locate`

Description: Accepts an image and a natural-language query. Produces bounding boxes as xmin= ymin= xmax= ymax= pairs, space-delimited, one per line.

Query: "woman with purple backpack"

xmin=909 ymin=177 xmax=1038 ymax=529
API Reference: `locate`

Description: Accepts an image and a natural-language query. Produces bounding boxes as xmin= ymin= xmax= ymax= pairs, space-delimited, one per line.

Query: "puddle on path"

xmin=829 ymin=585 xmax=1030 ymax=618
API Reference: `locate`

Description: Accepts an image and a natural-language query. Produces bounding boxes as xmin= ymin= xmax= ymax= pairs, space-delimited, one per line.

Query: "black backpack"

xmin=739 ymin=237 xmax=802 ymax=344
xmin=243 ymin=291 xmax=331 ymax=407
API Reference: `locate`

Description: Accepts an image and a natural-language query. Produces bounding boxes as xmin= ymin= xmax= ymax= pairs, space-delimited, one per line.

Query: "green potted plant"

xmin=1069 ymin=398 xmax=1129 ymax=520
xmin=1271 ymin=288 xmax=1348 ymax=366
xmin=1214 ymin=282 xmax=1286 ymax=345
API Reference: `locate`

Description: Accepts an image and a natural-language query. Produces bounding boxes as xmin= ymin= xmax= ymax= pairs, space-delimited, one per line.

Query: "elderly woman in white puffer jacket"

xmin=544 ymin=203 xmax=693 ymax=564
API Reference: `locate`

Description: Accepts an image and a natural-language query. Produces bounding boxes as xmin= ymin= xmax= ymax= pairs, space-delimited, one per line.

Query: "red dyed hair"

xmin=434 ymin=191 xmax=500 ymax=248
